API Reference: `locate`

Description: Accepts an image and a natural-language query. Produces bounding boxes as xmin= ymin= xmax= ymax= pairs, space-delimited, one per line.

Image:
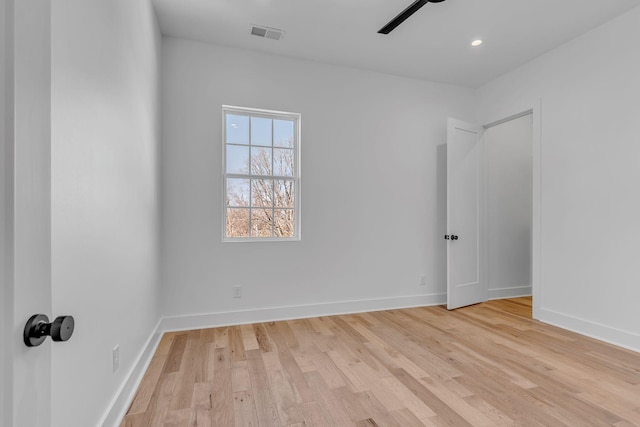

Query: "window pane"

xmin=251 ymin=117 xmax=272 ymax=146
xmin=274 ymin=180 xmax=294 ymax=208
xmin=273 ymin=209 xmax=295 ymax=237
xmin=251 ymin=179 xmax=273 ymax=207
xmin=226 ymin=208 xmax=249 ymax=237
xmin=273 ymin=148 xmax=294 ymax=177
xmin=251 ymin=147 xmax=272 ymax=175
xmin=274 ymin=119 xmax=294 ymax=148
xmin=223 ymin=107 xmax=299 ymax=241
xmin=226 ymin=114 xmax=249 ymax=144
xmin=251 ymin=208 xmax=273 ymax=237
xmin=226 ymin=145 xmax=249 ymax=174
xmin=226 ymin=178 xmax=249 ymax=207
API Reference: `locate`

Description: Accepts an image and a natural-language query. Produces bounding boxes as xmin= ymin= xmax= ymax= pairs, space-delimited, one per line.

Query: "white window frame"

xmin=222 ymin=105 xmax=301 ymax=242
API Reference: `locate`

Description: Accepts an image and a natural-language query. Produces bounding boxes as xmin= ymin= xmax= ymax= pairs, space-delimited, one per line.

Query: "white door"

xmin=3 ymin=0 xmax=53 ymax=425
xmin=447 ymin=118 xmax=487 ymax=309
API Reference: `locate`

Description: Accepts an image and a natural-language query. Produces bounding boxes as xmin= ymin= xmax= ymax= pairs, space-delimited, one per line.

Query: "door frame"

xmin=1 ymin=0 xmax=11 ymax=423
xmin=2 ymin=0 xmax=53 ymax=425
xmin=482 ymin=100 xmax=542 ymax=319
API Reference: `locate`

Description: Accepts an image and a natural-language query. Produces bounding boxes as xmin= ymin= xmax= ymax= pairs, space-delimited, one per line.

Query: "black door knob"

xmin=50 ymin=316 xmax=75 ymax=342
xmin=451 ymin=235 xmax=459 ymax=240
xmin=24 ymin=314 xmax=75 ymax=347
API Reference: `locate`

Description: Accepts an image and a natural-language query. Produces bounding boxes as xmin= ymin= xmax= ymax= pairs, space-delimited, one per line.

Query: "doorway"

xmin=484 ymin=113 xmax=533 ymax=315
xmin=446 ymin=111 xmax=536 ymax=314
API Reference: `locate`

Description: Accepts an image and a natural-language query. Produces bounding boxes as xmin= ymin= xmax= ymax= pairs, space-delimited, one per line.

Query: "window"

xmin=223 ymin=106 xmax=301 ymax=241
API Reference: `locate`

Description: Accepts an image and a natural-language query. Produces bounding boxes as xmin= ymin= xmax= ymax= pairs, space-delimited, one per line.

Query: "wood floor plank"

xmin=191 ymin=382 xmax=212 ymax=411
xmin=304 ymin=371 xmax=354 ymax=425
xmin=231 ymin=360 xmax=252 ymax=392
xmin=163 ymin=333 xmax=187 ymax=374
xmin=272 ymin=321 xmax=300 ymax=350
xmin=214 ymin=327 xmax=229 ymax=349
xmin=246 ymin=349 xmax=281 ymax=426
xmin=122 ymin=297 xmax=640 ymax=426
xmin=163 ymin=408 xmax=192 ymax=427
xmin=389 ymin=407 xmax=427 ymax=426
xmin=277 ymin=348 xmax=318 ymax=403
xmin=354 ymin=390 xmax=403 ymax=427
xmin=331 ymin=387 xmax=375 ymax=422
xmin=289 ymin=318 xmax=321 ymax=348
xmin=209 ymin=345 xmax=234 ymax=426
xmin=193 ymin=408 xmax=212 ymax=427
xmin=289 ymin=344 xmax=319 ymax=374
xmin=310 ymin=349 xmax=349 ymax=389
xmin=263 ymin=367 xmax=303 ymax=424
xmin=170 ymin=331 xmax=201 ymax=410
xmin=240 ymin=324 xmax=260 ymax=351
xmin=379 ymin=375 xmax=437 ymax=419
xmin=252 ymin=323 xmax=273 ymax=353
xmin=232 ymin=390 xmax=258 ymax=427
xmin=392 ymin=367 xmax=474 ymax=427
xmin=229 ymin=326 xmax=247 ymax=362
xmin=300 ymin=400 xmax=338 ymax=426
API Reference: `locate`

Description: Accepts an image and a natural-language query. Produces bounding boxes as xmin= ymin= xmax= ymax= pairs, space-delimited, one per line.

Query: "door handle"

xmin=444 ymin=235 xmax=459 ymax=241
xmin=24 ymin=314 xmax=75 ymax=347
xmin=451 ymin=235 xmax=459 ymax=240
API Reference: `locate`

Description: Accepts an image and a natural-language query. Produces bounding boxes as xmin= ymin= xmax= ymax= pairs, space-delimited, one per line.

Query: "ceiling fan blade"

xmin=378 ymin=0 xmax=429 ymax=34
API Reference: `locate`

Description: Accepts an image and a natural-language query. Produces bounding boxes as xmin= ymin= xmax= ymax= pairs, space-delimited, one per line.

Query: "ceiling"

xmin=152 ymin=0 xmax=640 ymax=88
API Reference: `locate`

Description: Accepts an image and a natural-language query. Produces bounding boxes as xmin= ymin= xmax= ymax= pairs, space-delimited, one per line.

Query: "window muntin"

xmin=223 ymin=106 xmax=300 ymax=241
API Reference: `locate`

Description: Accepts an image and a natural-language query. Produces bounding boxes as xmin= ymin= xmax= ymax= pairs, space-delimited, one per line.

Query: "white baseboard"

xmin=99 ymin=320 xmax=163 ymax=427
xmin=160 ymin=293 xmax=447 ymax=332
xmin=101 ymin=293 xmax=446 ymax=426
xmin=488 ymin=285 xmax=532 ymax=300
xmin=538 ymin=307 xmax=640 ymax=353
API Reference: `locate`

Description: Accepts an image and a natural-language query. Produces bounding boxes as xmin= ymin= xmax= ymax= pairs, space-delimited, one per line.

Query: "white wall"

xmin=50 ymin=0 xmax=161 ymax=426
xmin=485 ymin=114 xmax=532 ymax=299
xmin=160 ymin=38 xmax=476 ymax=324
xmin=477 ymin=5 xmax=640 ymax=350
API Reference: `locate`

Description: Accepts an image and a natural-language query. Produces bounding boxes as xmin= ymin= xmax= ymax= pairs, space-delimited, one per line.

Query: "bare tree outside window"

xmin=223 ymin=107 xmax=299 ymax=240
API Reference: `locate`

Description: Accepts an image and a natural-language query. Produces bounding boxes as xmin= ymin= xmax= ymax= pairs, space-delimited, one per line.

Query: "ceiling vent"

xmin=250 ymin=25 xmax=284 ymax=41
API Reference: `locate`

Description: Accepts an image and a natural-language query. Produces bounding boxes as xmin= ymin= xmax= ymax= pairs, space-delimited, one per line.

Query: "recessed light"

xmin=471 ymin=39 xmax=483 ymax=47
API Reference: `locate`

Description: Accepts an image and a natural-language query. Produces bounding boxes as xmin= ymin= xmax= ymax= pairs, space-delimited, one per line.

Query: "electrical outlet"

xmin=419 ymin=275 xmax=427 ymax=286
xmin=233 ymin=286 xmax=243 ymax=298
xmin=113 ymin=345 xmax=120 ymax=373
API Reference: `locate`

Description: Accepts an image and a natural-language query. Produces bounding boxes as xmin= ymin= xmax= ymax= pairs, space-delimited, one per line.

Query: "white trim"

xmin=488 ymin=286 xmax=532 ymax=300
xmin=480 ymin=100 xmax=542 ymax=319
xmin=530 ymin=99 xmax=542 ymax=320
xmin=538 ymin=308 xmax=640 ymax=353
xmin=160 ymin=293 xmax=447 ymax=332
xmin=0 ymin=0 xmax=8 ymax=420
xmin=99 ymin=319 xmax=163 ymax=427
xmin=483 ymin=109 xmax=533 ymax=130
xmin=0 ymin=0 xmax=11 ymax=419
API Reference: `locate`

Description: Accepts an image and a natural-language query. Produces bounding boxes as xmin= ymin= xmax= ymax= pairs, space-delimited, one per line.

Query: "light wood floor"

xmin=121 ymin=298 xmax=640 ymax=426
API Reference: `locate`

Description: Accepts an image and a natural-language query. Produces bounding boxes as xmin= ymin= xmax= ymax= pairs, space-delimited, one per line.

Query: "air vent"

xmin=250 ymin=25 xmax=284 ymax=41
